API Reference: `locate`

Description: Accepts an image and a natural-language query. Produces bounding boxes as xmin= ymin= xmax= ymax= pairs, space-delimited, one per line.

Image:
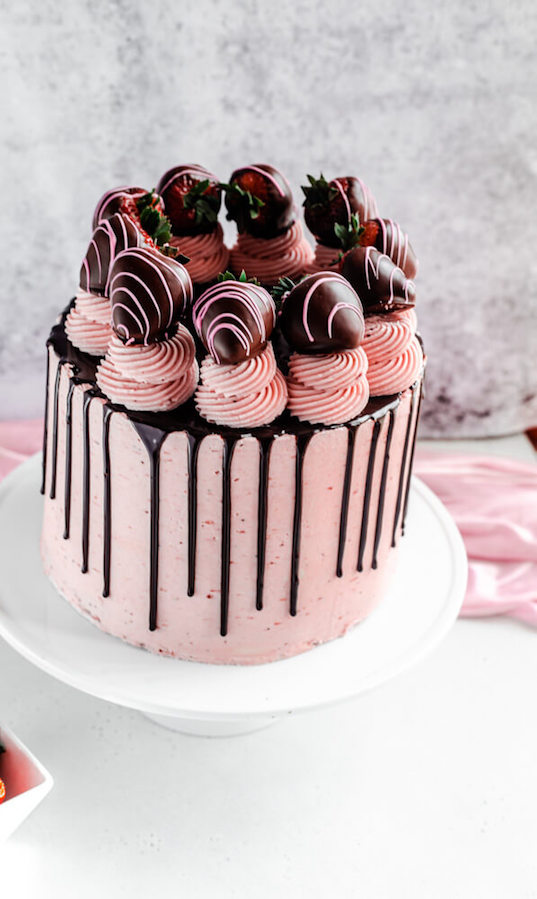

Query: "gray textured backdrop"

xmin=1 ymin=0 xmax=536 ymax=435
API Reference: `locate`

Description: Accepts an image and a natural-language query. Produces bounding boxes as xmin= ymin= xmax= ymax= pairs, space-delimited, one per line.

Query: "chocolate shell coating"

xmin=362 ymin=218 xmax=418 ymax=279
xmin=341 ymin=246 xmax=416 ymax=314
xmin=110 ymin=247 xmax=193 ymax=344
xmin=156 ymin=164 xmax=221 ymax=236
xmin=80 ymin=214 xmax=145 ymax=296
xmin=92 ymin=186 xmax=149 ymax=230
xmin=226 ymin=164 xmax=294 ymax=238
xmin=279 ymin=272 xmax=364 ymax=354
xmin=193 ymin=281 xmax=275 ymax=365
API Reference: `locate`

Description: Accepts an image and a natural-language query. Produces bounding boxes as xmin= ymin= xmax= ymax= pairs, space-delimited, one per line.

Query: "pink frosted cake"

xmin=40 ymin=165 xmax=424 ymax=664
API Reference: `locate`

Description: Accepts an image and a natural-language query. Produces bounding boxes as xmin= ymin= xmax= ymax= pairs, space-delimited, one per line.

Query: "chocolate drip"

xmin=63 ymin=381 xmax=75 ymax=539
xmin=391 ymin=385 xmax=418 ymax=547
xmin=102 ymin=405 xmax=113 ymax=597
xmin=401 ymin=382 xmax=423 ymax=535
xmin=357 ymin=420 xmax=381 ymax=572
xmin=81 ymin=389 xmax=99 ymax=573
xmin=186 ymin=434 xmax=201 ymax=596
xmin=256 ymin=436 xmax=272 ymax=610
xmin=372 ymin=410 xmax=395 ymax=569
xmin=130 ymin=423 xmax=169 ymax=631
xmin=41 ymin=349 xmax=50 ymax=495
xmin=290 ymin=434 xmax=312 ymax=616
xmin=220 ymin=437 xmax=238 ymax=637
xmin=49 ymin=360 xmax=67 ymax=500
xmin=336 ymin=425 xmax=358 ymax=577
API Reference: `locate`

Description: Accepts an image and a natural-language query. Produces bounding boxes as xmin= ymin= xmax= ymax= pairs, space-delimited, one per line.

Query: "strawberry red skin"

xmin=156 ymin=165 xmax=221 ymax=236
xmin=225 ymin=164 xmax=294 ymax=239
xmin=305 ymin=176 xmax=369 ymax=248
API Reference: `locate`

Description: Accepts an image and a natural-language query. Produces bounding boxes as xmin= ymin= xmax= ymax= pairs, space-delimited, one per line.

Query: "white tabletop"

xmin=1 ymin=435 xmax=536 ymax=898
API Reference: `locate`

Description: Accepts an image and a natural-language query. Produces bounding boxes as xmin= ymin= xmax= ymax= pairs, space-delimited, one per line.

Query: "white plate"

xmin=0 ymin=455 xmax=467 ymax=736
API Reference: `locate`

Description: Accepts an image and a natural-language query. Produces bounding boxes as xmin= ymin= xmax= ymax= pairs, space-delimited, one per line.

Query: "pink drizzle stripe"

xmin=230 ymin=221 xmax=314 ymax=285
xmin=170 ymin=224 xmax=229 ymax=283
xmin=301 ymin=273 xmax=355 ymax=342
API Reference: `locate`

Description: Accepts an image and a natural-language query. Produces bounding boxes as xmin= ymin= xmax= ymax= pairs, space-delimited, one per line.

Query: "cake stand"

xmin=0 ymin=455 xmax=467 ymax=737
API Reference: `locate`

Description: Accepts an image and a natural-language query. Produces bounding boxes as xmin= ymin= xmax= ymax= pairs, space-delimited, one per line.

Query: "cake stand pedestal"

xmin=0 ymin=455 xmax=467 ymax=738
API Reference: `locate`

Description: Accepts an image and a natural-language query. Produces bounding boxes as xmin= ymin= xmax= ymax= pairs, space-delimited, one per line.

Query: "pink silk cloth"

xmin=0 ymin=420 xmax=535 ymax=625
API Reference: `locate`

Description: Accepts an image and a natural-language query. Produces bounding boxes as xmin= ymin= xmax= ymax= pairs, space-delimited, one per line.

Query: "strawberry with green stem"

xmin=302 ymin=173 xmax=378 ymax=247
xmin=156 ymin=165 xmax=222 ymax=236
xmin=222 ymin=164 xmax=295 ymax=239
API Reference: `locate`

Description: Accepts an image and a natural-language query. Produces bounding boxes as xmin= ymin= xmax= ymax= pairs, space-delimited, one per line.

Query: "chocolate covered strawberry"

xmin=156 ymin=164 xmax=221 ymax=236
xmin=341 ymin=246 xmax=416 ymax=314
xmin=276 ymin=272 xmax=364 ymax=354
xmin=302 ymin=174 xmax=378 ymax=247
xmin=193 ymin=271 xmax=275 ymax=364
xmin=223 ymin=164 xmax=294 ymax=238
xmin=358 ymin=218 xmax=418 ymax=279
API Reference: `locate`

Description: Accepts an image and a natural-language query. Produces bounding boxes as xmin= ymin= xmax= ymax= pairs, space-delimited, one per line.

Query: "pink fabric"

xmin=1 ymin=419 xmax=535 ymax=626
xmin=415 ymin=450 xmax=537 ymax=626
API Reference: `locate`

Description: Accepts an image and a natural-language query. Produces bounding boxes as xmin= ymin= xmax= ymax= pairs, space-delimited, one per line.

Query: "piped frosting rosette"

xmin=170 ymin=224 xmax=229 ymax=284
xmin=195 ymin=344 xmax=287 ymax=428
xmin=96 ymin=327 xmax=198 ymax=412
xmin=287 ymin=348 xmax=369 ymax=425
xmin=362 ymin=308 xmax=423 ymax=395
xmin=230 ymin=220 xmax=314 ymax=286
xmin=65 ymin=290 xmax=113 ymax=355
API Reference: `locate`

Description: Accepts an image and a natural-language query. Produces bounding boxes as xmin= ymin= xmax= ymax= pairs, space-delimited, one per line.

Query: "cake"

xmin=40 ymin=165 xmax=424 ymax=665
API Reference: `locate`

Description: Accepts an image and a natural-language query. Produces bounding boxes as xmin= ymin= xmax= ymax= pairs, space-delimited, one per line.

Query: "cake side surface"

xmin=40 ymin=335 xmax=422 ymax=664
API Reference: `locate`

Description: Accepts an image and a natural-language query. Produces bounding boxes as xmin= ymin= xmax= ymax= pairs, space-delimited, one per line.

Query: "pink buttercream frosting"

xmin=230 ymin=221 xmax=314 ymax=285
xmin=363 ymin=310 xmax=423 ymax=395
xmin=195 ymin=344 xmax=287 ymax=428
xmin=65 ymin=290 xmax=113 ymax=355
xmin=308 ymin=242 xmax=342 ymax=273
xmin=96 ymin=326 xmax=198 ymax=411
xmin=287 ymin=347 xmax=370 ymax=425
xmin=170 ymin=224 xmax=230 ymax=284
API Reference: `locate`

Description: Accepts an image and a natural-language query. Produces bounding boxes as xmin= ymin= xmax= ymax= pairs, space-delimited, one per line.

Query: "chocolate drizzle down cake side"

xmin=40 ymin=163 xmax=425 ymax=664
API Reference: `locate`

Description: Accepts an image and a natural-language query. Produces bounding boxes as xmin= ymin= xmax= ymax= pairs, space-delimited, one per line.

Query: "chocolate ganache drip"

xmin=193 ymin=279 xmax=275 ymax=364
xmin=80 ymin=213 xmax=145 ymax=296
xmin=110 ymin=246 xmax=193 ymax=344
xmin=278 ymin=271 xmax=364 ymax=354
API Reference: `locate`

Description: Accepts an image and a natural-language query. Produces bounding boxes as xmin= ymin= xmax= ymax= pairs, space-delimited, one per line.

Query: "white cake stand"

xmin=0 ymin=455 xmax=467 ymax=737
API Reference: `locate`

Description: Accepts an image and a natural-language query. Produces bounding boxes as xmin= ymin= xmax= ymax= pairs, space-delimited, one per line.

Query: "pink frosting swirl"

xmin=230 ymin=221 xmax=314 ymax=285
xmin=362 ymin=307 xmax=423 ymax=394
xmin=96 ymin=326 xmax=198 ymax=411
xmin=287 ymin=347 xmax=370 ymax=425
xmin=65 ymin=291 xmax=113 ymax=355
xmin=309 ymin=242 xmax=342 ymax=272
xmin=195 ymin=344 xmax=287 ymax=428
xmin=170 ymin=224 xmax=230 ymax=283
